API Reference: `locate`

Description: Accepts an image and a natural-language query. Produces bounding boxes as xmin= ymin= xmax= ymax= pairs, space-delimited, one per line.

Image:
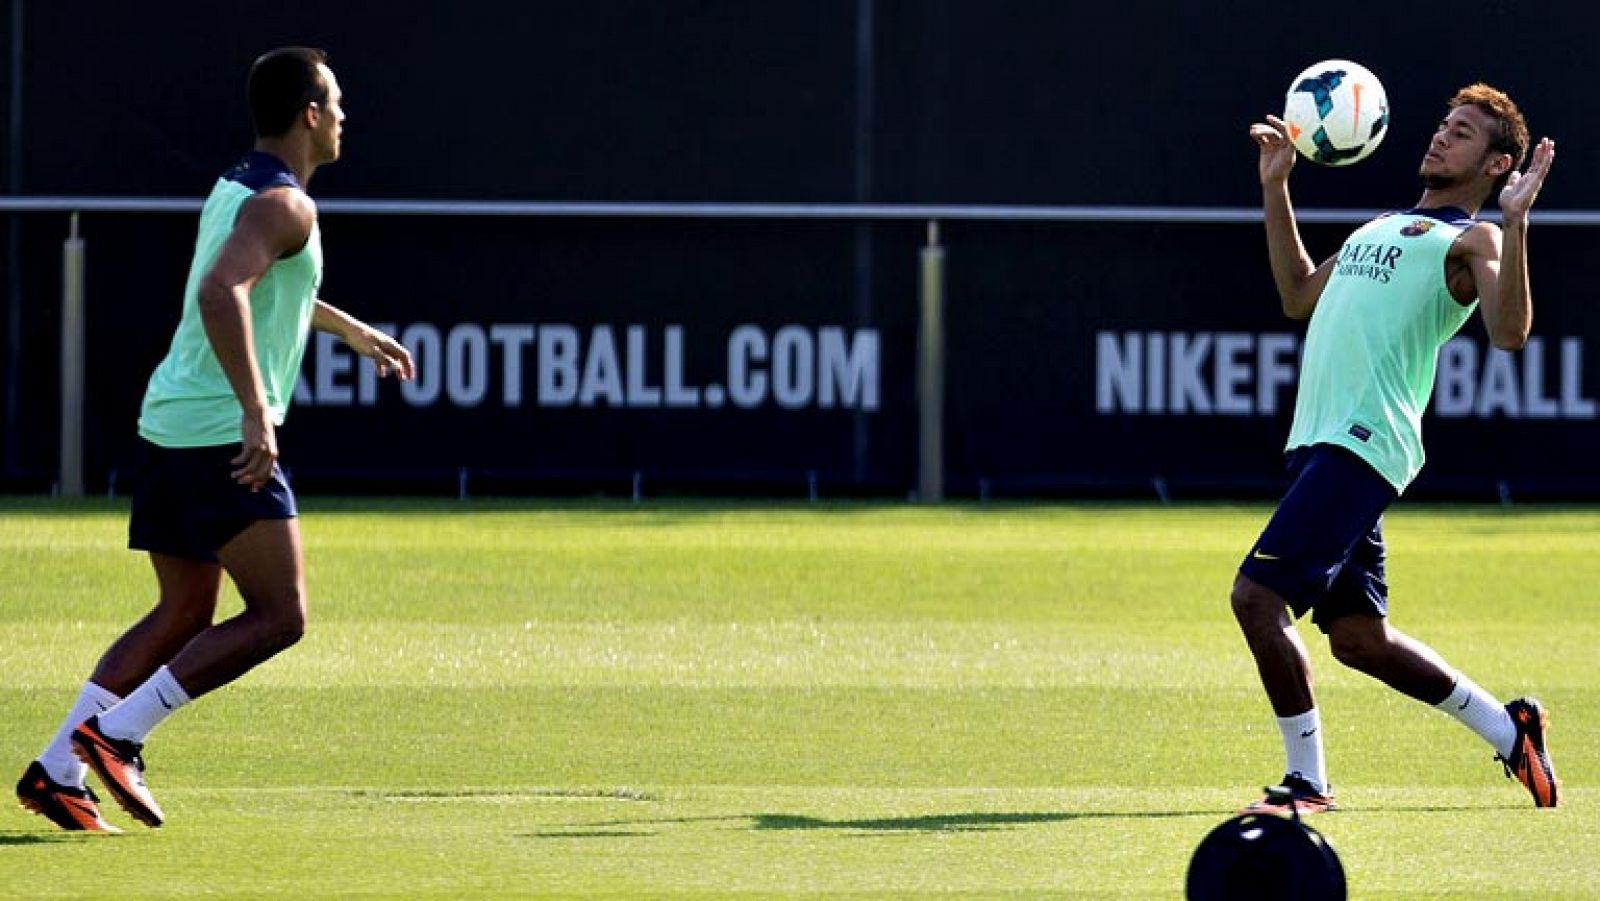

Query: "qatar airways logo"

xmin=1334 ymin=242 xmax=1402 ymax=284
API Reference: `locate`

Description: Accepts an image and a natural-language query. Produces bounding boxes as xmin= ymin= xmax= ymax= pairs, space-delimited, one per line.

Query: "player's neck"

xmin=252 ymin=137 xmax=318 ymax=190
xmin=1416 ymin=183 xmax=1490 ymax=217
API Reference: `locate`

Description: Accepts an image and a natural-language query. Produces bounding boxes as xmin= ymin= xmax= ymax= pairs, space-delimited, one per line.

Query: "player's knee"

xmin=153 ymin=585 xmax=221 ymax=631
xmin=149 ymin=600 xmax=215 ymax=638
xmin=181 ymin=600 xmax=221 ymax=634
xmin=1328 ymin=628 xmax=1382 ymax=672
xmin=1230 ymin=575 xmax=1280 ymax=632
xmin=268 ymin=612 xmax=306 ymax=652
xmin=267 ymin=603 xmax=307 ymax=652
xmin=248 ymin=590 xmax=306 ymax=653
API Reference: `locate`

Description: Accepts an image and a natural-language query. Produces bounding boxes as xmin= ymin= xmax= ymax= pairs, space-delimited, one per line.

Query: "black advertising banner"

xmin=943 ymin=220 xmax=1599 ymax=500
xmin=9 ymin=214 xmax=1595 ymax=499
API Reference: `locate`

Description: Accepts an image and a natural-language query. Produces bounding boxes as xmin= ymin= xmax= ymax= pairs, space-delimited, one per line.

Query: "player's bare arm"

xmin=312 ymin=301 xmax=415 ymax=380
xmin=1251 ymin=115 xmax=1336 ymax=319
xmin=1452 ymin=137 xmax=1556 ymax=350
xmin=197 ymin=187 xmax=315 ymax=489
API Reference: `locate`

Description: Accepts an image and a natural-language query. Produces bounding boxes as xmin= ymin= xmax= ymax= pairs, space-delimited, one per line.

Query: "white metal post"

xmin=917 ymin=219 xmax=944 ymax=502
xmin=59 ymin=212 xmax=85 ymax=496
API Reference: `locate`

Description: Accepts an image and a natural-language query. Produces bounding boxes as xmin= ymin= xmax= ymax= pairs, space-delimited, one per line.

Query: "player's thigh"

xmin=216 ymin=517 xmax=306 ymax=617
xmin=1240 ymin=445 xmax=1394 ymax=615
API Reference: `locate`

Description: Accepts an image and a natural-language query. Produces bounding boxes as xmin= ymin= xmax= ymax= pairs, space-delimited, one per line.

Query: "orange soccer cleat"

xmin=72 ymin=716 xmax=164 ymax=828
xmin=1498 ymin=697 xmax=1559 ymax=808
xmin=15 ymin=760 xmax=122 ymax=832
xmin=1240 ymin=774 xmax=1337 ymax=816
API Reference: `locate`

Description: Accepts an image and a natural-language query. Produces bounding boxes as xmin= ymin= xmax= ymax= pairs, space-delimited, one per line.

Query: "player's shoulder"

xmin=243 ymin=185 xmax=315 ymax=220
xmin=232 ymin=183 xmax=315 ymax=254
xmin=1450 ymin=218 xmax=1502 ymax=259
xmin=235 ymin=185 xmax=314 ymax=239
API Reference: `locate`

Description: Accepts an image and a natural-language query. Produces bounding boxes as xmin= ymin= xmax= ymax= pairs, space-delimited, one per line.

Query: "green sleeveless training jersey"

xmin=1285 ymin=207 xmax=1478 ymax=492
xmin=139 ymin=153 xmax=322 ymax=448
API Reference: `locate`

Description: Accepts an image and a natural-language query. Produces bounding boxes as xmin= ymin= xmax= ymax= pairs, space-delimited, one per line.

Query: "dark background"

xmin=3 ymin=0 xmax=1595 ymax=498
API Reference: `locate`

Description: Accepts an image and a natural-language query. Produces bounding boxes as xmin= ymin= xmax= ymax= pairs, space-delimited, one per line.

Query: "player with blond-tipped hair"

xmin=1234 ymin=83 xmax=1558 ymax=814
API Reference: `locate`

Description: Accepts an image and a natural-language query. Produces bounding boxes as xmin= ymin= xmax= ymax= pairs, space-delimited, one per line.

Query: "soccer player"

xmin=1234 ymin=84 xmax=1558 ymax=814
xmin=15 ymin=47 xmax=414 ymax=831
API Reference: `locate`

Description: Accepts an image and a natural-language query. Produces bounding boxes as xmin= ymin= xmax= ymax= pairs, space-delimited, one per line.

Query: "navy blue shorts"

xmin=1238 ymin=444 xmax=1398 ymax=632
xmin=127 ymin=438 xmax=298 ymax=563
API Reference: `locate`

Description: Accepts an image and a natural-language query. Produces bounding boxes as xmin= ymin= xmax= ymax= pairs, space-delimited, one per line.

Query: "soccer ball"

xmin=1283 ymin=59 xmax=1390 ymax=166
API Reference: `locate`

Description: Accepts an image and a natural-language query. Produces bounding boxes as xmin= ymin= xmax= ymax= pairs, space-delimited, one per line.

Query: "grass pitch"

xmin=1 ymin=499 xmax=1595 ymax=898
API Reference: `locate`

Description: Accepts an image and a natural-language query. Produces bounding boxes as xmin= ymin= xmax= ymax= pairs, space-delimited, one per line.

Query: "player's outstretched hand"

xmin=1501 ymin=137 xmax=1555 ymax=225
xmin=1250 ymin=115 xmax=1297 ymax=186
xmin=350 ymin=326 xmax=416 ymax=380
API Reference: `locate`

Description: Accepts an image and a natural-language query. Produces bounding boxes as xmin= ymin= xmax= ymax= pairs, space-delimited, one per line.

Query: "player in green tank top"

xmin=1230 ymin=84 xmax=1560 ymax=816
xmin=15 ymin=48 xmax=414 ymax=832
xmin=137 ymin=160 xmax=327 ymax=448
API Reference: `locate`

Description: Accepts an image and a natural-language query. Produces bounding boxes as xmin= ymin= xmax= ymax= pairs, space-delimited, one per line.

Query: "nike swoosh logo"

xmin=156 ymin=689 xmax=173 ymax=710
xmin=62 ymin=796 xmax=100 ymax=820
xmin=1300 ymin=728 xmax=1318 ymax=738
xmin=1457 ymin=697 xmax=1471 ymax=711
xmin=1251 ymin=549 xmax=1280 ymax=561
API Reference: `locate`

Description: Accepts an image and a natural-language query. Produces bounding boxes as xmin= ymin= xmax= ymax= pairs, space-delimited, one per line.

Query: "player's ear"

xmin=1486 ymin=152 xmax=1514 ymax=178
xmin=303 ymin=101 xmax=320 ymax=130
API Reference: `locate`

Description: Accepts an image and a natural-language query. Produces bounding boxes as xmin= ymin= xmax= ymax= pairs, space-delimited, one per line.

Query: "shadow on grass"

xmin=517 ymin=796 xmax=1534 ymax=840
xmin=751 ymin=809 xmax=1197 ymax=833
xmin=0 ymin=831 xmax=108 ymax=844
xmin=523 ymin=830 xmax=656 ymax=839
xmin=361 ymin=787 xmax=656 ymax=802
xmin=520 ymin=808 xmax=1206 ymax=839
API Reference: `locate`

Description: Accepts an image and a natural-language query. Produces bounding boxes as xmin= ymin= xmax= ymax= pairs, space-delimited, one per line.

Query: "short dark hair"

xmin=1448 ymin=83 xmax=1529 ymax=193
xmin=248 ymin=47 xmax=330 ymax=138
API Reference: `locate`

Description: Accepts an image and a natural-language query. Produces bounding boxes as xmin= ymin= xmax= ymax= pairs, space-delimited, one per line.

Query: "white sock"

xmin=1277 ymin=709 xmax=1328 ymax=793
xmin=37 ymin=682 xmax=121 ymax=787
xmin=1434 ymin=673 xmax=1516 ymax=758
xmin=97 ymin=666 xmax=192 ymax=744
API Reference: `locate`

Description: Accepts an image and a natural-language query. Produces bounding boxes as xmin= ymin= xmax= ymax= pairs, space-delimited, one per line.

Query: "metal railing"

xmin=10 ymin=196 xmax=1600 ymax=223
xmin=11 ymin=196 xmax=1600 ymax=222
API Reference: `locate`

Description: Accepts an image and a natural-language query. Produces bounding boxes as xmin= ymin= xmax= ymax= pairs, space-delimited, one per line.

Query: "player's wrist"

xmin=336 ymin=319 xmax=370 ymax=347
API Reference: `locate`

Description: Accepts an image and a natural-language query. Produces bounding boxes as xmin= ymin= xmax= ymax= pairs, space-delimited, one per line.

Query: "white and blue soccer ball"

xmin=1283 ymin=59 xmax=1390 ymax=166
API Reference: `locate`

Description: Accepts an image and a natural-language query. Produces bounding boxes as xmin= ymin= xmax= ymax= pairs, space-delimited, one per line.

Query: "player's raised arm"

xmin=1469 ymin=136 xmax=1556 ymax=350
xmin=1251 ymin=115 xmax=1335 ymax=320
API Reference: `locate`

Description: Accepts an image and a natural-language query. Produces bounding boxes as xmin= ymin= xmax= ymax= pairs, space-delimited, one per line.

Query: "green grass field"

xmin=1 ymin=499 xmax=1595 ymax=898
